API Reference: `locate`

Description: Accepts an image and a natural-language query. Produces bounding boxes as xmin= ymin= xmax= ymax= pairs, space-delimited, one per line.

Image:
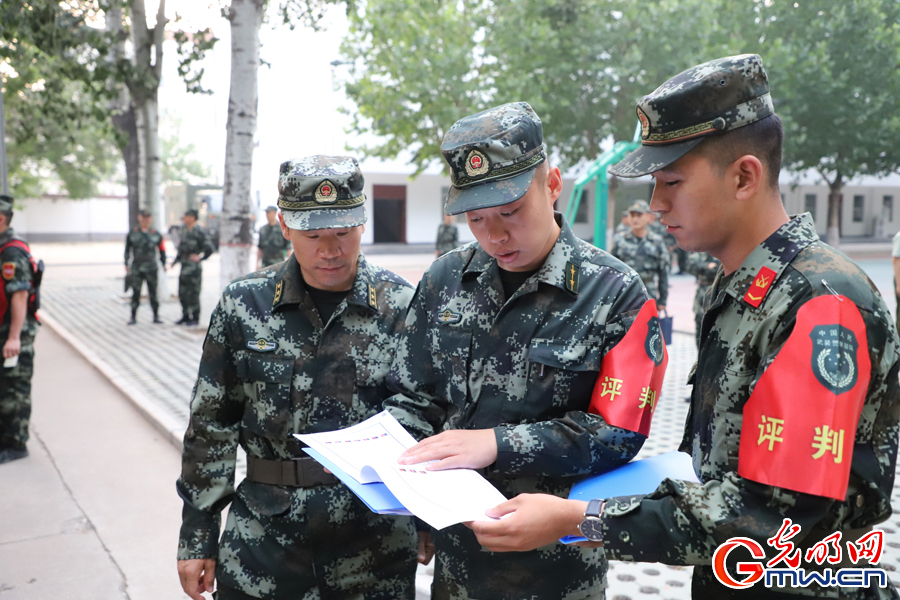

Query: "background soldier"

xmin=173 ymin=209 xmax=214 ymax=326
xmin=385 ymin=102 xmax=650 ymax=600
xmin=257 ymin=205 xmax=291 ymax=269
xmin=892 ymin=230 xmax=900 ymax=332
xmin=466 ymin=55 xmax=900 ymax=599
xmin=176 ymin=156 xmax=423 ymax=600
xmin=610 ymin=200 xmax=669 ymax=312
xmin=685 ymin=251 xmax=720 ymax=349
xmin=614 ymin=209 xmax=630 ymax=235
xmin=0 ymin=195 xmax=39 ymax=464
xmin=434 ymin=213 xmax=459 ymax=257
xmin=124 ymin=209 xmax=166 ymax=325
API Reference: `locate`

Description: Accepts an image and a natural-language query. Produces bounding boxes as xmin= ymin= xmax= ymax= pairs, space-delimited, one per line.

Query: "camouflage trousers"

xmin=130 ymin=262 xmax=159 ymax=313
xmin=260 ymin=255 xmax=284 ymax=268
xmin=215 ymin=480 xmax=418 ymax=600
xmin=0 ymin=328 xmax=36 ymax=450
xmin=431 ymin=522 xmax=606 ymax=600
xmin=179 ymin=262 xmax=203 ymax=320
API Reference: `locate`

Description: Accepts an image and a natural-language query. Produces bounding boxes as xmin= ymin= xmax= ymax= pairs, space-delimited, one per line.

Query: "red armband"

xmin=738 ymin=295 xmax=870 ymax=500
xmin=589 ymin=299 xmax=668 ymax=436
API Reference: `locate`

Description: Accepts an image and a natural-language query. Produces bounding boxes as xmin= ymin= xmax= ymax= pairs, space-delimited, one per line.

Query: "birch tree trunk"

xmin=220 ymin=0 xmax=265 ymax=289
xmin=826 ymin=172 xmax=843 ymax=249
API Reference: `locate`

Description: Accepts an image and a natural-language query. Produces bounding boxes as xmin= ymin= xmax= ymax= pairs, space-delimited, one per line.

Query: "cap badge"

xmin=465 ymin=150 xmax=490 ymax=178
xmin=637 ymin=108 xmax=650 ymax=140
xmin=315 ymin=180 xmax=338 ymax=204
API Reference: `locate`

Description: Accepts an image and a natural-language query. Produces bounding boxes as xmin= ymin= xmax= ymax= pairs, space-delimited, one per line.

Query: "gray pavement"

xmin=3 ymin=240 xmax=899 ymax=599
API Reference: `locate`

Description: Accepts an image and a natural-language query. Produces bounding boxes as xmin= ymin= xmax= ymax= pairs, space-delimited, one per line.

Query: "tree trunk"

xmin=112 ymin=105 xmax=140 ymax=228
xmin=220 ymin=0 xmax=265 ymax=289
xmin=826 ymin=173 xmax=843 ymax=249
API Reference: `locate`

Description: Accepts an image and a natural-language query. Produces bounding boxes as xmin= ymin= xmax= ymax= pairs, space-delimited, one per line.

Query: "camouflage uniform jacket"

xmin=435 ymin=223 xmax=459 ymax=257
xmin=685 ymin=251 xmax=720 ymax=315
xmin=177 ymin=254 xmax=415 ymax=561
xmin=174 ymin=225 xmax=214 ymax=266
xmin=0 ymin=228 xmax=38 ymax=334
xmin=124 ymin=227 xmax=166 ymax=267
xmin=386 ymin=214 xmax=649 ymax=599
xmin=600 ymin=214 xmax=900 ymax=595
xmin=257 ymin=223 xmax=290 ymax=261
xmin=610 ymin=230 xmax=669 ymax=306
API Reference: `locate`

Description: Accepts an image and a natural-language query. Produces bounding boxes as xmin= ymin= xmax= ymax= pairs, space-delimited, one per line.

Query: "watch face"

xmin=579 ymin=517 xmax=604 ymax=542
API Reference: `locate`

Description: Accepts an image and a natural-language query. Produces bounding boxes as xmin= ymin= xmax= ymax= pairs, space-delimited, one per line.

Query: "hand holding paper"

xmin=398 ymin=428 xmax=498 ymax=470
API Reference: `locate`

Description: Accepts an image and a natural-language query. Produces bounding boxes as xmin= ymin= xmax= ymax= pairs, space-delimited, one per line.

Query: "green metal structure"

xmin=564 ymin=122 xmax=641 ymax=249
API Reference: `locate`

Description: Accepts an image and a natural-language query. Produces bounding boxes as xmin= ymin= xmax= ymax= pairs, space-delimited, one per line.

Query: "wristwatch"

xmin=578 ymin=499 xmax=605 ymax=543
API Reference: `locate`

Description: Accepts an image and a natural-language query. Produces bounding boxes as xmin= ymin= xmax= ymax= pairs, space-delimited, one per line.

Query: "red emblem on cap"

xmin=743 ymin=266 xmax=777 ymax=308
xmin=321 ymin=185 xmax=332 ymax=196
xmin=470 ymin=155 xmax=482 ymax=169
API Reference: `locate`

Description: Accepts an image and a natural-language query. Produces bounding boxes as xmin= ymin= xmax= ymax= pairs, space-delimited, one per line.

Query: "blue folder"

xmin=561 ymin=450 xmax=698 ymax=543
xmin=303 ymin=448 xmax=412 ymax=516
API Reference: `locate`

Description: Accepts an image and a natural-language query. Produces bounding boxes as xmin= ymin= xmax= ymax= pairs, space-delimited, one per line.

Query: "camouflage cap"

xmin=610 ymin=54 xmax=774 ymax=178
xmin=441 ymin=102 xmax=546 ymax=215
xmin=264 ymin=205 xmax=278 ymax=213
xmin=277 ymin=155 xmax=367 ymax=231
xmin=0 ymin=194 xmax=12 ymax=213
xmin=138 ymin=209 xmax=152 ymax=217
xmin=627 ymin=200 xmax=651 ymax=214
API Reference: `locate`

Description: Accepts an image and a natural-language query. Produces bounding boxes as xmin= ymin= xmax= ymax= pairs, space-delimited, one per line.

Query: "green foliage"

xmin=174 ymin=27 xmax=219 ymax=95
xmin=0 ymin=0 xmax=120 ymax=198
xmin=341 ymin=0 xmax=900 ymax=186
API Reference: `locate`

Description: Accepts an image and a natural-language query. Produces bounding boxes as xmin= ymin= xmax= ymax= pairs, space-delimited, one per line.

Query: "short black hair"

xmin=0 ymin=210 xmax=12 ymax=226
xmin=695 ymin=113 xmax=783 ymax=190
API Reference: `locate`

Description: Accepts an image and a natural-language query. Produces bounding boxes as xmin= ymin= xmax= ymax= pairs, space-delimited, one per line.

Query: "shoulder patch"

xmin=737 ymin=295 xmax=870 ymax=500
xmin=2 ymin=262 xmax=14 ymax=281
xmin=565 ymin=261 xmax=580 ymax=294
xmin=743 ymin=266 xmax=777 ymax=308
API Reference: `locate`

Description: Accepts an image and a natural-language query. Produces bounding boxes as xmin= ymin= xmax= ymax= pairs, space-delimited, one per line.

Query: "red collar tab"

xmin=743 ymin=266 xmax=777 ymax=308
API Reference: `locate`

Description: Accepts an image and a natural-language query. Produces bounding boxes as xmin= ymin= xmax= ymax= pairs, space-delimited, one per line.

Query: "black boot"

xmin=152 ymin=311 xmax=163 ymax=324
xmin=0 ymin=445 xmax=28 ymax=464
xmin=128 ymin=310 xmax=137 ymax=325
xmin=175 ymin=315 xmax=188 ymax=325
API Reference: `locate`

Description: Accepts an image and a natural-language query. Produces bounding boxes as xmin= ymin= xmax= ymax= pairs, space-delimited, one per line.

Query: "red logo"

xmin=321 ymin=185 xmax=332 ymax=196
xmin=713 ymin=537 xmax=766 ymax=589
xmin=470 ymin=155 xmax=482 ymax=169
xmin=743 ymin=266 xmax=777 ymax=308
xmin=1 ymin=262 xmax=14 ymax=281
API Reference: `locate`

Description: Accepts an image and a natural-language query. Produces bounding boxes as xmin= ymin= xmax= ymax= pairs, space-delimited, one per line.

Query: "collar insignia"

xmin=565 ymin=261 xmax=580 ymax=294
xmin=368 ymin=284 xmax=378 ymax=310
xmin=273 ymin=280 xmax=283 ymax=306
xmin=437 ymin=308 xmax=462 ymax=325
xmin=743 ymin=266 xmax=776 ymax=308
xmin=248 ymin=338 xmax=277 ymax=352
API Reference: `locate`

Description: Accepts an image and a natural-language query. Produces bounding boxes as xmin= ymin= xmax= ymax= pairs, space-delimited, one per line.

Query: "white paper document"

xmin=295 ymin=411 xmax=508 ymax=530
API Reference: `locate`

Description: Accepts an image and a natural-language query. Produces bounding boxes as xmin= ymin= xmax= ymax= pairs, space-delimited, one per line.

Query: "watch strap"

xmin=585 ymin=498 xmax=604 ymax=518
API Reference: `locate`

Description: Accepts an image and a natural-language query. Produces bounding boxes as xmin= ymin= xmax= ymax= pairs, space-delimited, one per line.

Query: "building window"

xmin=853 ymin=195 xmax=864 ymax=223
xmin=804 ymin=194 xmax=816 ymax=220
xmin=883 ymin=196 xmax=893 ymax=222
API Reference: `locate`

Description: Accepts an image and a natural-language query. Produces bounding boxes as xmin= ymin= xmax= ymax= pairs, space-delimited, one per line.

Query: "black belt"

xmin=245 ymin=455 xmax=338 ymax=488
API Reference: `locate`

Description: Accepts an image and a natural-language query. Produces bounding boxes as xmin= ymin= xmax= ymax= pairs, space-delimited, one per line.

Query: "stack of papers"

xmin=295 ymin=411 xmax=508 ymax=530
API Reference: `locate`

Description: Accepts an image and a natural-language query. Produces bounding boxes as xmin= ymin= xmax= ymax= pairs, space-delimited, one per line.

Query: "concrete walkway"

xmin=0 ymin=326 xmax=185 ymax=600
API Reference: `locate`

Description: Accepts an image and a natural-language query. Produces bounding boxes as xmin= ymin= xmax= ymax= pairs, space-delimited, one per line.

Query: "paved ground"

xmin=5 ymin=239 xmax=900 ymax=600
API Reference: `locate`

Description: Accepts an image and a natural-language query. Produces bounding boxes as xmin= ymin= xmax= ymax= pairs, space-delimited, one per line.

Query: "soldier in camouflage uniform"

xmin=177 ymin=156 xmax=422 ymax=600
xmin=124 ymin=209 xmax=167 ymax=324
xmin=467 ymin=55 xmax=900 ymax=599
xmin=435 ymin=213 xmax=460 ymax=257
xmin=614 ymin=209 xmax=630 ymax=235
xmin=610 ymin=199 xmax=668 ymax=311
xmin=0 ymin=195 xmax=39 ymax=464
xmin=685 ymin=251 xmax=720 ymax=349
xmin=257 ymin=205 xmax=292 ymax=269
xmin=174 ymin=209 xmax=215 ymax=326
xmin=385 ymin=102 xmax=650 ymax=600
